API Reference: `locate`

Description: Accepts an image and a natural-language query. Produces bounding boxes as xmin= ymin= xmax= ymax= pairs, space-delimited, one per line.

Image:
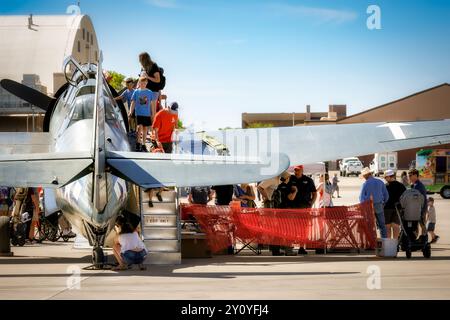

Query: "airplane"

xmin=1 ymin=53 xmax=449 ymax=268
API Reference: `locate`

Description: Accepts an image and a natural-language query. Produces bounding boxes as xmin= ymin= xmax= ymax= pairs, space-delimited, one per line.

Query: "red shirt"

xmin=152 ymin=109 xmax=178 ymax=143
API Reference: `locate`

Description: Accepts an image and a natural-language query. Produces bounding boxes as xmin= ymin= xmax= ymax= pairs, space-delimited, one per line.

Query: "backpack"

xmin=399 ymin=188 xmax=424 ymax=221
xmin=271 ymin=189 xmax=283 ymax=209
xmin=191 ymin=187 xmax=210 ymax=205
xmin=157 ymin=66 xmax=166 ymax=91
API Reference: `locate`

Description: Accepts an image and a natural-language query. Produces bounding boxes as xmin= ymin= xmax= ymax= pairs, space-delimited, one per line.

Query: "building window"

xmin=91 ymin=36 xmax=93 ymax=45
xmin=77 ymin=41 xmax=81 ymax=53
xmin=82 ymin=28 xmax=85 ymax=40
xmin=95 ymin=51 xmax=98 ymax=62
xmin=87 ymin=31 xmax=90 ymax=43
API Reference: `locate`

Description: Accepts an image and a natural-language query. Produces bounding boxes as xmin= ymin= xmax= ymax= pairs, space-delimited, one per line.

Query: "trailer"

xmin=415 ymin=149 xmax=450 ymax=199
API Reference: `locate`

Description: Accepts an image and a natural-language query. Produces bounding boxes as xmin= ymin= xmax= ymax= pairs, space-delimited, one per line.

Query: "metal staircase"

xmin=140 ymin=188 xmax=181 ymax=265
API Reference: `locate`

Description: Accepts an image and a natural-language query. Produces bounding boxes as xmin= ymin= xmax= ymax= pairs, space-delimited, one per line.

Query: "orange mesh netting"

xmin=181 ymin=201 xmax=377 ymax=253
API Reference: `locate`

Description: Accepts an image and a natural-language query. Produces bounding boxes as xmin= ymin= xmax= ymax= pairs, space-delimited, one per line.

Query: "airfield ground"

xmin=1 ymin=172 xmax=449 ymax=299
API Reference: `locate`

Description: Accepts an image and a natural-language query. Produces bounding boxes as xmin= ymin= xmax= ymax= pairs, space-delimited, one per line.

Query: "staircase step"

xmin=140 ymin=187 xmax=181 ymax=265
xmin=141 ymin=190 xmax=177 ymax=203
xmin=141 ymin=202 xmax=177 ymax=215
xmin=143 ymin=227 xmax=178 ymax=240
xmin=144 ymin=239 xmax=180 ymax=252
xmin=142 ymin=214 xmax=177 ymax=227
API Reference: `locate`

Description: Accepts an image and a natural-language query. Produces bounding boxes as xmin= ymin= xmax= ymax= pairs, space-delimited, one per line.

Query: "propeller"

xmin=0 ymin=79 xmax=55 ymax=111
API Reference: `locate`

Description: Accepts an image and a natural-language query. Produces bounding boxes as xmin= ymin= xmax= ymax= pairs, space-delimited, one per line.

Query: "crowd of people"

xmin=185 ymin=164 xmax=440 ymax=257
xmin=360 ymin=167 xmax=439 ymax=244
xmin=0 ymin=186 xmax=76 ymax=244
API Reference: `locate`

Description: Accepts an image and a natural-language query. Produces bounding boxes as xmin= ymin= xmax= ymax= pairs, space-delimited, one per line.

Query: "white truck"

xmin=339 ymin=157 xmax=363 ymax=177
xmin=369 ymin=152 xmax=398 ymax=176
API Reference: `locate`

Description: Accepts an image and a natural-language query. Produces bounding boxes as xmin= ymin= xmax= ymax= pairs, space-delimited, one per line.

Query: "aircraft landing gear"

xmin=92 ymin=246 xmax=105 ymax=269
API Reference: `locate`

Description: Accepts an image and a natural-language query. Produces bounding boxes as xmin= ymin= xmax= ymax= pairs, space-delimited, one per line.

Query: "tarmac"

xmin=1 ymin=172 xmax=449 ymax=300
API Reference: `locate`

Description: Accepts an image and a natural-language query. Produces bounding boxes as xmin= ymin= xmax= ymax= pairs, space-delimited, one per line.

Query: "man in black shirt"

xmin=211 ymin=185 xmax=234 ymax=206
xmin=383 ymin=170 xmax=406 ymax=239
xmin=287 ymin=165 xmax=317 ymax=255
xmin=288 ymin=166 xmax=317 ymax=209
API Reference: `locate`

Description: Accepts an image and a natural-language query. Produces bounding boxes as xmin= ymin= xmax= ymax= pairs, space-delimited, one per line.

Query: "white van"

xmin=370 ymin=152 xmax=398 ymax=176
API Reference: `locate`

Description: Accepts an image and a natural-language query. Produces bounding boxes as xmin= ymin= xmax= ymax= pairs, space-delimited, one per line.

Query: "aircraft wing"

xmin=198 ymin=119 xmax=450 ymax=164
xmin=0 ymin=132 xmax=53 ymax=154
xmin=106 ymin=151 xmax=290 ymax=188
xmin=0 ymin=152 xmax=92 ymax=188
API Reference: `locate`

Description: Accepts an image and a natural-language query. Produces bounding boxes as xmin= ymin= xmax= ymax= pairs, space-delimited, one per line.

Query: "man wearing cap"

xmin=152 ymin=101 xmax=179 ymax=153
xmin=287 ymin=165 xmax=317 ymax=255
xmin=408 ymin=168 xmax=428 ymax=235
xmin=384 ymin=170 xmax=406 ymax=239
xmin=287 ymin=165 xmax=317 ymax=209
xmin=359 ymin=167 xmax=389 ymax=238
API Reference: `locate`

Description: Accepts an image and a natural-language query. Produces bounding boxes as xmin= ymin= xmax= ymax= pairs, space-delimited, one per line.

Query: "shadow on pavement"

xmin=0 ymin=270 xmax=359 ymax=279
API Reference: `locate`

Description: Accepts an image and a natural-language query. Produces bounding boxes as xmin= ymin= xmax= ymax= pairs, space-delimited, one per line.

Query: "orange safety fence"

xmin=181 ymin=201 xmax=377 ymax=253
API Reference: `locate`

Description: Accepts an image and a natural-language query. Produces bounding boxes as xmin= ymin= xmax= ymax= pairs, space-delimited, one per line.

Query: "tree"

xmin=107 ymin=71 xmax=126 ymax=91
xmin=247 ymin=122 xmax=274 ymax=128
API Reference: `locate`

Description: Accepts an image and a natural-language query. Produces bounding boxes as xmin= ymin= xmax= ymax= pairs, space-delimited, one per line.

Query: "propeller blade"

xmin=0 ymin=79 xmax=55 ymax=111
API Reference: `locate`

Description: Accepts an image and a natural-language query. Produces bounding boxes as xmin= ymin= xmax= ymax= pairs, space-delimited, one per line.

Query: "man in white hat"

xmin=383 ymin=170 xmax=405 ymax=239
xmin=359 ymin=167 xmax=389 ymax=238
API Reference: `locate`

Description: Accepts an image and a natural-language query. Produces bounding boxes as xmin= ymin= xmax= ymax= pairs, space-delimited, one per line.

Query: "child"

xmin=115 ymin=77 xmax=136 ymax=132
xmin=112 ymin=215 xmax=147 ymax=271
xmin=427 ymin=197 xmax=439 ymax=243
xmin=128 ymin=77 xmax=156 ymax=152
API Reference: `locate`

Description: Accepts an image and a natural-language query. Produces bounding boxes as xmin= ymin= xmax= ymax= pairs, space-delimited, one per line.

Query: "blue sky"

xmin=2 ymin=0 xmax=450 ymax=130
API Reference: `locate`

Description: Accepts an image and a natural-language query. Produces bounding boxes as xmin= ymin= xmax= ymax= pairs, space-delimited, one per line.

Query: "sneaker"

xmin=62 ymin=230 xmax=76 ymax=238
xmin=298 ymin=248 xmax=308 ymax=255
xmin=156 ymin=192 xmax=163 ymax=202
xmin=148 ymin=200 xmax=153 ymax=207
xmin=138 ymin=264 xmax=147 ymax=271
xmin=141 ymin=144 xmax=148 ymax=152
xmin=431 ymin=235 xmax=440 ymax=243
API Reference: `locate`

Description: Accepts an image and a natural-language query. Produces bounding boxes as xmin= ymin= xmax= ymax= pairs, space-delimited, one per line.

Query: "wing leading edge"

xmin=106 ymin=151 xmax=290 ymax=188
xmin=200 ymin=119 xmax=450 ymax=165
xmin=0 ymin=152 xmax=92 ymax=188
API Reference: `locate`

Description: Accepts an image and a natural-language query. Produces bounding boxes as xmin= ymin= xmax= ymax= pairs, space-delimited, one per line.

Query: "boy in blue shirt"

xmin=128 ymin=77 xmax=155 ymax=152
xmin=115 ymin=77 xmax=135 ymax=132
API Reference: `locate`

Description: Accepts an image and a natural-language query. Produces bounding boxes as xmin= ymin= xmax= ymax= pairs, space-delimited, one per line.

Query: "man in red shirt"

xmin=152 ymin=102 xmax=179 ymax=153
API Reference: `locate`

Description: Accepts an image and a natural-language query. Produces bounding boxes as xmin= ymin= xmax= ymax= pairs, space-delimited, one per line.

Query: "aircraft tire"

xmin=0 ymin=216 xmax=11 ymax=254
xmin=92 ymin=247 xmax=105 ymax=269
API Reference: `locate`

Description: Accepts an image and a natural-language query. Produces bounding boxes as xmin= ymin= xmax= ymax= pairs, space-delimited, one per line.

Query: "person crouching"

xmin=113 ymin=216 xmax=148 ymax=271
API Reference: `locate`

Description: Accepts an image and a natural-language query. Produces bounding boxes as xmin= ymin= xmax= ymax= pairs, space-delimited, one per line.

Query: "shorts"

xmin=121 ymin=249 xmax=147 ymax=265
xmin=136 ymin=116 xmax=151 ymax=126
xmin=384 ymin=208 xmax=400 ymax=225
xmin=161 ymin=142 xmax=173 ymax=153
xmin=427 ymin=222 xmax=436 ymax=232
xmin=152 ymin=91 xmax=160 ymax=101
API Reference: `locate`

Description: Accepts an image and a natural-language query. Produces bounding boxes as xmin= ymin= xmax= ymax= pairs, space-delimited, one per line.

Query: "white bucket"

xmin=376 ymin=238 xmax=398 ymax=257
